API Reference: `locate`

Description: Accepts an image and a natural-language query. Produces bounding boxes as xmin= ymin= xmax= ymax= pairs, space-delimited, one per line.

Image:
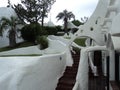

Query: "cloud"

xmin=48 ymin=0 xmax=99 ymax=25
xmin=0 ymin=0 xmax=99 ymax=25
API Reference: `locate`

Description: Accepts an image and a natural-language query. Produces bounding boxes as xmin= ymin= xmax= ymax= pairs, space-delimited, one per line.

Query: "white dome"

xmin=0 ymin=7 xmax=17 ymax=19
xmin=67 ymin=21 xmax=78 ymax=29
xmin=61 ymin=21 xmax=78 ymax=29
xmin=44 ymin=21 xmax=55 ymax=27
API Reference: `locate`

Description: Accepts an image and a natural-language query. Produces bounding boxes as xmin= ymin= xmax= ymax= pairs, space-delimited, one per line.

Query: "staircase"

xmin=56 ymin=50 xmax=80 ymax=90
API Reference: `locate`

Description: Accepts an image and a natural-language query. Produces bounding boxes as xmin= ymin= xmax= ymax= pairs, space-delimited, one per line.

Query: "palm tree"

xmin=81 ymin=16 xmax=88 ymax=23
xmin=56 ymin=9 xmax=75 ymax=34
xmin=0 ymin=16 xmax=23 ymax=47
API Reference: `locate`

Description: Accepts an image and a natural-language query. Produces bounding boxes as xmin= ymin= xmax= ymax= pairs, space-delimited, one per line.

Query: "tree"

xmin=12 ymin=0 xmax=43 ymax=24
xmin=81 ymin=16 xmax=88 ymax=23
xmin=11 ymin=0 xmax=55 ymax=26
xmin=0 ymin=16 xmax=23 ymax=47
xmin=40 ymin=0 xmax=56 ymax=27
xmin=72 ymin=19 xmax=83 ymax=26
xmin=21 ymin=23 xmax=42 ymax=43
xmin=56 ymin=9 xmax=75 ymax=34
xmin=7 ymin=0 xmax=11 ymax=7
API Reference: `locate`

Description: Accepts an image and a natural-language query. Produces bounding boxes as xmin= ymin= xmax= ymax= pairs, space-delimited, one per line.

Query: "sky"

xmin=0 ymin=0 xmax=99 ymax=25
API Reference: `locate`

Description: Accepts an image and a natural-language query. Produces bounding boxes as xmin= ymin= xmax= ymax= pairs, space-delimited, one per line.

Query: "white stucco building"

xmin=0 ymin=0 xmax=120 ymax=90
xmin=0 ymin=7 xmax=23 ymax=48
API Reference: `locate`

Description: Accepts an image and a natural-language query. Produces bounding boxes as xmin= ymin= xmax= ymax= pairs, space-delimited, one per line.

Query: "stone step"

xmin=56 ymin=50 xmax=80 ymax=90
xmin=58 ymin=78 xmax=76 ymax=86
xmin=63 ymin=73 xmax=76 ymax=79
xmin=56 ymin=84 xmax=73 ymax=90
xmin=64 ymin=67 xmax=77 ymax=71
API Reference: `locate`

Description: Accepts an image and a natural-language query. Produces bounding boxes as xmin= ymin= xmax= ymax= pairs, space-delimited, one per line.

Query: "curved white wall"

xmin=0 ymin=53 xmax=66 ymax=90
xmin=0 ymin=37 xmax=71 ymax=90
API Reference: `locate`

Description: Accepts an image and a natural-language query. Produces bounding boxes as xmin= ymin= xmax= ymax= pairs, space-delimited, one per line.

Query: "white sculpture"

xmin=0 ymin=0 xmax=120 ymax=90
xmin=70 ymin=0 xmax=120 ymax=90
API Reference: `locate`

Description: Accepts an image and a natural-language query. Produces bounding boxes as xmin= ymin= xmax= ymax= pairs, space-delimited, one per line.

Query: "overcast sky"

xmin=0 ymin=0 xmax=99 ymax=25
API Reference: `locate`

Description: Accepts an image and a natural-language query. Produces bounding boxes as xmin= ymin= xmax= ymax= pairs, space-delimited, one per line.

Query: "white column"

xmin=102 ymin=51 xmax=107 ymax=76
xmin=77 ymin=48 xmax=88 ymax=90
xmin=109 ymin=50 xmax=115 ymax=80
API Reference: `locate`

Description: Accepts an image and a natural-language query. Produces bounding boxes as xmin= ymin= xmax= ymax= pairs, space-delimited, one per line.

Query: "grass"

xmin=64 ymin=36 xmax=86 ymax=46
xmin=0 ymin=54 xmax=42 ymax=57
xmin=72 ymin=38 xmax=86 ymax=52
xmin=0 ymin=38 xmax=86 ymax=54
xmin=0 ymin=41 xmax=34 ymax=52
xmin=0 ymin=41 xmax=42 ymax=57
xmin=74 ymin=38 xmax=86 ymax=47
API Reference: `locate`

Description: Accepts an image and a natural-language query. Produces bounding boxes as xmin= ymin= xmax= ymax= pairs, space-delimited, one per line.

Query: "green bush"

xmin=21 ymin=23 xmax=42 ymax=43
xmin=43 ymin=26 xmax=58 ymax=35
xmin=36 ymin=36 xmax=49 ymax=50
xmin=55 ymin=25 xmax=63 ymax=32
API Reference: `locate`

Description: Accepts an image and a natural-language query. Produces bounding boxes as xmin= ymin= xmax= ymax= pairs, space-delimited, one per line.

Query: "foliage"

xmin=43 ymin=26 xmax=58 ymax=35
xmin=72 ymin=20 xmax=83 ymax=26
xmin=55 ymin=25 xmax=65 ymax=36
xmin=0 ymin=16 xmax=23 ymax=47
xmin=12 ymin=0 xmax=42 ymax=23
xmin=21 ymin=23 xmax=41 ymax=43
xmin=56 ymin=9 xmax=75 ymax=34
xmin=11 ymin=0 xmax=56 ymax=26
xmin=55 ymin=25 xmax=63 ymax=32
xmin=21 ymin=23 xmax=58 ymax=43
xmin=40 ymin=0 xmax=56 ymax=27
xmin=36 ymin=36 xmax=49 ymax=50
xmin=81 ymin=16 xmax=88 ymax=23
xmin=16 ymin=41 xmax=35 ymax=48
xmin=39 ymin=27 xmax=48 ymax=35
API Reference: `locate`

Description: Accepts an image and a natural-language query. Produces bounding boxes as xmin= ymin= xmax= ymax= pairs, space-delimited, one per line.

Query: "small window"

xmin=90 ymin=27 xmax=94 ymax=31
xmin=104 ymin=34 xmax=107 ymax=42
xmin=95 ymin=20 xmax=98 ymax=24
xmin=81 ymin=30 xmax=83 ymax=33
xmin=76 ymin=34 xmax=78 ymax=36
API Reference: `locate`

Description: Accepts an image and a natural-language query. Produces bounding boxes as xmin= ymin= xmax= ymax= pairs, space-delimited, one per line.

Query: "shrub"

xmin=36 ymin=36 xmax=49 ymax=50
xmin=43 ymin=26 xmax=58 ymax=35
xmin=21 ymin=23 xmax=42 ymax=43
xmin=55 ymin=25 xmax=63 ymax=32
xmin=39 ymin=27 xmax=48 ymax=35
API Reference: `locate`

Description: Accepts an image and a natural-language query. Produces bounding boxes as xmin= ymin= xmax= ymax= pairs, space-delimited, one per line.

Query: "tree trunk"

xmin=41 ymin=8 xmax=45 ymax=30
xmin=64 ymin=18 xmax=68 ymax=35
xmin=41 ymin=16 xmax=44 ymax=29
xmin=9 ymin=30 xmax=16 ymax=47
